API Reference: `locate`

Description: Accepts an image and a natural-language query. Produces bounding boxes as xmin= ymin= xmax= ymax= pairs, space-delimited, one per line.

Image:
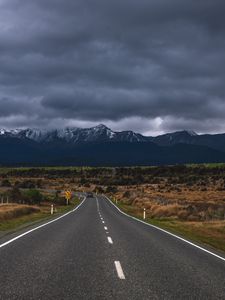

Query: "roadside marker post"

xmin=143 ymin=208 xmax=146 ymax=220
xmin=51 ymin=204 xmax=54 ymax=215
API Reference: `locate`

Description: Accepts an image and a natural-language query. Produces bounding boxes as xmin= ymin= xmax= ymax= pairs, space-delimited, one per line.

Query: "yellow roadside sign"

xmin=64 ymin=190 xmax=72 ymax=204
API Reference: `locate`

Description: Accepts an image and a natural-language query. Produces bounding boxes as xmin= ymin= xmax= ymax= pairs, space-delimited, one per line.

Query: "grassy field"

xmin=0 ymin=197 xmax=80 ymax=232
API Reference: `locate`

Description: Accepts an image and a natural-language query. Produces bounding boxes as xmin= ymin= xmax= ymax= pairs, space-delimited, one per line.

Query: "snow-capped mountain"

xmin=0 ymin=124 xmax=148 ymax=144
xmin=1 ymin=125 xmax=225 ymax=153
xmin=1 ymin=125 xmax=225 ymax=166
xmin=150 ymin=130 xmax=199 ymax=146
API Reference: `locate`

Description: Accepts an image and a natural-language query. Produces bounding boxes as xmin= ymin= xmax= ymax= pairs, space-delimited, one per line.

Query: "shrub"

xmin=106 ymin=186 xmax=118 ymax=193
xmin=1 ymin=179 xmax=11 ymax=187
xmin=17 ymin=180 xmax=36 ymax=189
xmin=53 ymin=190 xmax=66 ymax=205
xmin=123 ymin=190 xmax=131 ymax=198
xmin=8 ymin=187 xmax=23 ymax=203
xmin=24 ymin=189 xmax=43 ymax=205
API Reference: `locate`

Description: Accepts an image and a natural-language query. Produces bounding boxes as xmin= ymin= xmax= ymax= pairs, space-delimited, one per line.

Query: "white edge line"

xmin=107 ymin=236 xmax=113 ymax=244
xmin=104 ymin=226 xmax=108 ymax=230
xmin=0 ymin=197 xmax=86 ymax=249
xmin=104 ymin=195 xmax=225 ymax=262
xmin=114 ymin=261 xmax=125 ymax=279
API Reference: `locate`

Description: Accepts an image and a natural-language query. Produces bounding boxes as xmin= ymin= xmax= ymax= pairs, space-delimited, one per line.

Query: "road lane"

xmin=0 ymin=197 xmax=127 ymax=299
xmin=97 ymin=195 xmax=225 ymax=299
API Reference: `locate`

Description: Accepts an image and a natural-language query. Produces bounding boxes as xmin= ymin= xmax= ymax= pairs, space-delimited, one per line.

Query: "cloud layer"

xmin=0 ymin=0 xmax=225 ymax=135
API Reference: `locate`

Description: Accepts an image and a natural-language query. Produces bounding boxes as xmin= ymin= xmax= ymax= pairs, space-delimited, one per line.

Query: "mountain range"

xmin=1 ymin=124 xmax=225 ymax=166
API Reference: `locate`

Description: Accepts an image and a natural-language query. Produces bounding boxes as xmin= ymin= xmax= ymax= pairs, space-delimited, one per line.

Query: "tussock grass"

xmin=0 ymin=197 xmax=81 ymax=232
xmin=0 ymin=204 xmax=40 ymax=221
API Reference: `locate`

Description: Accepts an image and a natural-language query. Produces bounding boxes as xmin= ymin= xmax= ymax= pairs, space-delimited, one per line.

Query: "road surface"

xmin=0 ymin=195 xmax=224 ymax=299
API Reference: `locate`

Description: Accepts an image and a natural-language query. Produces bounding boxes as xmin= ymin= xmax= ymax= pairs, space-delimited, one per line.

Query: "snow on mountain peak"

xmin=94 ymin=124 xmax=108 ymax=129
xmin=184 ymin=130 xmax=198 ymax=136
xmin=0 ymin=129 xmax=6 ymax=135
xmin=0 ymin=125 xmax=147 ymax=143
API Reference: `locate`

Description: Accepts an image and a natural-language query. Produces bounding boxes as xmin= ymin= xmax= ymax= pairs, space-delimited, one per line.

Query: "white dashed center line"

xmin=107 ymin=236 xmax=113 ymax=244
xmin=96 ymin=196 xmax=125 ymax=280
xmin=114 ymin=261 xmax=125 ymax=280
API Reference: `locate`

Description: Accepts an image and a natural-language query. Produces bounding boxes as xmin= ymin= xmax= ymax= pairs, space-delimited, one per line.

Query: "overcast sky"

xmin=0 ymin=0 xmax=225 ymax=136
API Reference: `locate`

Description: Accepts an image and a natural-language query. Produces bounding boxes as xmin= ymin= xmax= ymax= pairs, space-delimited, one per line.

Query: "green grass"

xmin=0 ymin=211 xmax=50 ymax=231
xmin=0 ymin=166 xmax=82 ymax=173
xmin=146 ymin=219 xmax=225 ymax=253
xmin=187 ymin=163 xmax=225 ymax=168
xmin=116 ymin=202 xmax=225 ymax=253
xmin=1 ymin=163 xmax=225 ymax=175
xmin=0 ymin=166 xmax=113 ymax=173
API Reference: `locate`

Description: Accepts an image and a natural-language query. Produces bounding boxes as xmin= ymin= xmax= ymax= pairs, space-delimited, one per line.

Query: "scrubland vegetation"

xmin=0 ymin=165 xmax=224 ymax=251
xmin=0 ymin=171 xmax=79 ymax=232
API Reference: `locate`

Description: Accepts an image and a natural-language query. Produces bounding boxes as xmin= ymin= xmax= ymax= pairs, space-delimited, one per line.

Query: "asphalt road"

xmin=0 ymin=195 xmax=225 ymax=299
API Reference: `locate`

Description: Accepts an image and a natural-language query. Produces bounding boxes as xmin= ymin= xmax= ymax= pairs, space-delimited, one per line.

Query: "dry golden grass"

xmin=0 ymin=204 xmax=40 ymax=221
xmin=110 ymin=183 xmax=225 ymax=222
xmin=1 ymin=169 xmax=224 ymax=230
xmin=1 ymin=166 xmax=224 ymax=251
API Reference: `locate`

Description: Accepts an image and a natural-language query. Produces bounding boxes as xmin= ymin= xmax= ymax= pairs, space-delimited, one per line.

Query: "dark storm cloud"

xmin=0 ymin=0 xmax=225 ymax=134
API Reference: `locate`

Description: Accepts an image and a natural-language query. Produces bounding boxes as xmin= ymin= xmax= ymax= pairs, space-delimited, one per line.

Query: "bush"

xmin=24 ymin=189 xmax=43 ymax=205
xmin=53 ymin=190 xmax=66 ymax=205
xmin=1 ymin=179 xmax=11 ymax=187
xmin=106 ymin=186 xmax=118 ymax=193
xmin=94 ymin=186 xmax=105 ymax=194
xmin=123 ymin=191 xmax=131 ymax=198
xmin=17 ymin=180 xmax=36 ymax=189
xmin=8 ymin=187 xmax=23 ymax=203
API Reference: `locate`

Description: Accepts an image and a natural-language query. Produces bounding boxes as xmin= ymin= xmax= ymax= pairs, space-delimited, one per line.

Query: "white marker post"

xmin=143 ymin=208 xmax=146 ymax=220
xmin=51 ymin=204 xmax=54 ymax=215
